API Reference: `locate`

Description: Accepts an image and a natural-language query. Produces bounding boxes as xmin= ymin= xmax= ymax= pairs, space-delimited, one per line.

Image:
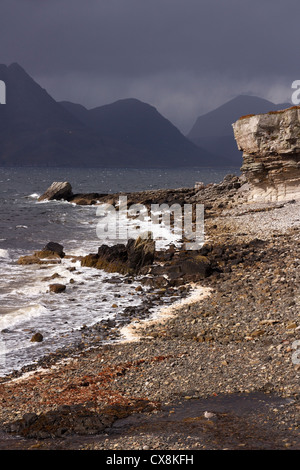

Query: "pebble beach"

xmin=0 ymin=178 xmax=299 ymax=450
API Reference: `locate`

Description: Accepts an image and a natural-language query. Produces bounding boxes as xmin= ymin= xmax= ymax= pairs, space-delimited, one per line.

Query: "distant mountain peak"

xmin=7 ymin=62 xmax=33 ymax=79
xmin=186 ymin=94 xmax=292 ymax=167
xmin=227 ymin=94 xmax=272 ymax=103
xmin=187 ymin=94 xmax=291 ymax=139
xmin=8 ymin=62 xmax=24 ymax=70
xmin=0 ymin=63 xmax=213 ymax=168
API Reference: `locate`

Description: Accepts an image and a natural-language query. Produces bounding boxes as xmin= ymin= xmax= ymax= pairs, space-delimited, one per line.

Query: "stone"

xmin=286 ymin=322 xmax=297 ymax=329
xmin=17 ymin=251 xmax=61 ymax=265
xmin=127 ymin=234 xmax=155 ymax=271
xmin=42 ymin=272 xmax=61 ymax=281
xmin=195 ymin=182 xmax=205 ymax=190
xmin=38 ymin=182 xmax=73 ymax=202
xmin=250 ymin=329 xmax=265 ymax=337
xmin=23 ymin=413 xmax=38 ymax=426
xmin=81 ymin=233 xmax=155 ymax=275
xmin=49 ymin=283 xmax=66 ymax=293
xmin=18 ymin=242 xmax=65 ymax=265
xmin=43 ymin=242 xmax=65 ymax=257
xmin=232 ymin=106 xmax=300 ymax=202
xmin=30 ymin=332 xmax=43 ymax=342
xmin=159 ymin=251 xmax=212 ymax=282
xmin=179 ymin=254 xmax=212 ymax=278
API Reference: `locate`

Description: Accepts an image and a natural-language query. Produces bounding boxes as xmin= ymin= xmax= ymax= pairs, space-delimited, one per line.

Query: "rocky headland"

xmin=233 ymin=106 xmax=300 ymax=203
xmin=0 ymin=110 xmax=299 ymax=450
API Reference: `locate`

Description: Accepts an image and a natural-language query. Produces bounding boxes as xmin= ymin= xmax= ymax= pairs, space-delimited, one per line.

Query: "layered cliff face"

xmin=232 ymin=106 xmax=300 ymax=202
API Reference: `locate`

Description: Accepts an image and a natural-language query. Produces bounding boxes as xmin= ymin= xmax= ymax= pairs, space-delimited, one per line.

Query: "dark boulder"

xmin=127 ymin=235 xmax=155 ymax=271
xmin=81 ymin=234 xmax=155 ymax=275
xmin=30 ymin=332 xmax=43 ymax=342
xmin=147 ymin=251 xmax=212 ymax=283
xmin=49 ymin=284 xmax=66 ymax=293
xmin=43 ymin=242 xmax=65 ymax=257
xmin=178 ymin=254 xmax=212 ymax=278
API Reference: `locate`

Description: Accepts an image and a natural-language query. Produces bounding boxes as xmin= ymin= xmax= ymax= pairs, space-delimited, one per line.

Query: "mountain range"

xmin=0 ymin=63 xmax=292 ymax=168
xmin=0 ymin=63 xmax=209 ymax=168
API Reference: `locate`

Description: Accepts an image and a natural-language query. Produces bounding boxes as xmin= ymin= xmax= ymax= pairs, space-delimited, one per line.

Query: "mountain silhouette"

xmin=60 ymin=98 xmax=218 ymax=166
xmin=187 ymin=95 xmax=291 ymax=166
xmin=1 ymin=64 xmax=289 ymax=168
xmin=0 ymin=63 xmax=118 ymax=166
xmin=0 ymin=63 xmax=212 ymax=168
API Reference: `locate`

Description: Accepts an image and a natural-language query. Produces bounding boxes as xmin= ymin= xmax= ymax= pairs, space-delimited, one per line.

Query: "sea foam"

xmin=0 ymin=249 xmax=10 ymax=259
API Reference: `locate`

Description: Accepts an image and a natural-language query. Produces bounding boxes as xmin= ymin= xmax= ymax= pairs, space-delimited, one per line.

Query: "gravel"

xmin=0 ymin=180 xmax=299 ymax=450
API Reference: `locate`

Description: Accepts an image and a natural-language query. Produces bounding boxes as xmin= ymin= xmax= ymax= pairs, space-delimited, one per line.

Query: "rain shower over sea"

xmin=0 ymin=166 xmax=239 ymax=376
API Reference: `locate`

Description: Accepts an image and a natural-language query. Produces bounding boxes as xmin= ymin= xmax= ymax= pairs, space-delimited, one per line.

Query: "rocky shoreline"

xmin=0 ymin=174 xmax=299 ymax=450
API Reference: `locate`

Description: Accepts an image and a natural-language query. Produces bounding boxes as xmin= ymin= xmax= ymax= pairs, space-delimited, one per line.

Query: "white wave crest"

xmin=0 ymin=249 xmax=10 ymax=259
xmin=0 ymin=304 xmax=48 ymax=330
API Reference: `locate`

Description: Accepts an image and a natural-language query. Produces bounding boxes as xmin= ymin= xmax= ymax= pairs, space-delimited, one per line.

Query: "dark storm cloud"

xmin=1 ymin=0 xmax=299 ymax=132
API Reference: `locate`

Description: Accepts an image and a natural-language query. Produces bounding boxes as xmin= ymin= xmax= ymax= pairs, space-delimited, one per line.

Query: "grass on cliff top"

xmin=238 ymin=105 xmax=300 ymax=121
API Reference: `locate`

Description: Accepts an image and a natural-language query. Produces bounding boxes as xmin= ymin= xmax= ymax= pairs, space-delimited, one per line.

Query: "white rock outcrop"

xmin=232 ymin=106 xmax=300 ymax=202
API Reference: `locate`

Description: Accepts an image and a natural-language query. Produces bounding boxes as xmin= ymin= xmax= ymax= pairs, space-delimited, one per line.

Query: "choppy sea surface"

xmin=0 ymin=166 xmax=240 ymax=376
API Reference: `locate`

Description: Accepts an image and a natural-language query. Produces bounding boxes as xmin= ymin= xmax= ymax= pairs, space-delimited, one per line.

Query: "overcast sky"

xmin=1 ymin=0 xmax=298 ymax=132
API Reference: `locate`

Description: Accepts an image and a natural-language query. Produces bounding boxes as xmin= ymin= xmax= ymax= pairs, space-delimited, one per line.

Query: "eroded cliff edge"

xmin=232 ymin=106 xmax=300 ymax=202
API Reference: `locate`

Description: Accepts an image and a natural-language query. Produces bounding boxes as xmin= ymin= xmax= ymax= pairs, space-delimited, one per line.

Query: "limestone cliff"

xmin=232 ymin=106 xmax=300 ymax=202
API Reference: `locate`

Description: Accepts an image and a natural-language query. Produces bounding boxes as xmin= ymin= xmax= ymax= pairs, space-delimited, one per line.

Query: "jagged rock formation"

xmin=81 ymin=234 xmax=156 ymax=275
xmin=38 ymin=182 xmax=73 ymax=202
xmin=232 ymin=106 xmax=300 ymax=202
